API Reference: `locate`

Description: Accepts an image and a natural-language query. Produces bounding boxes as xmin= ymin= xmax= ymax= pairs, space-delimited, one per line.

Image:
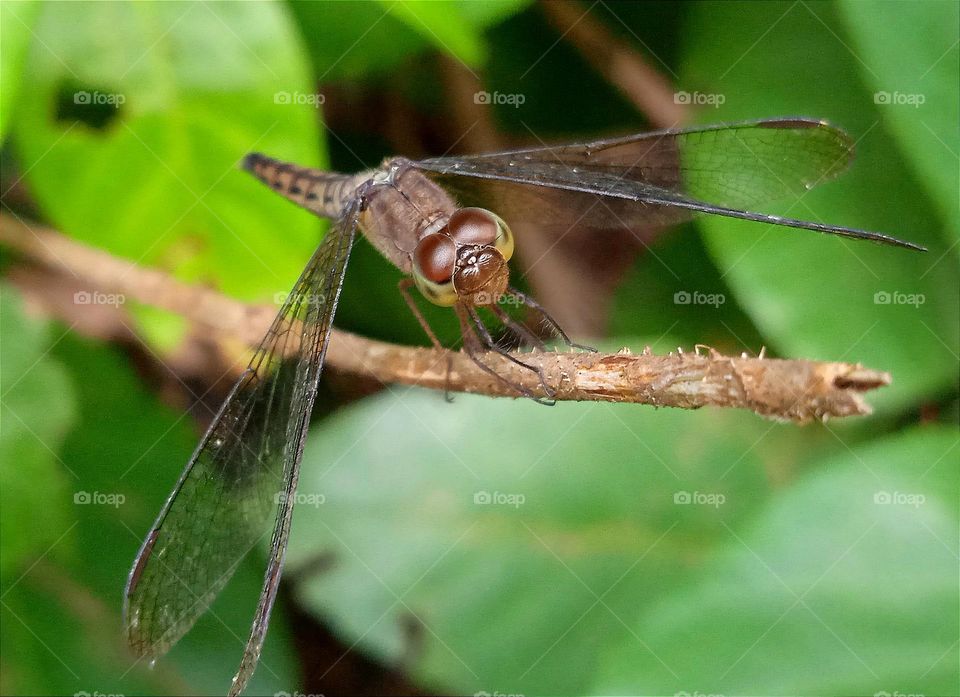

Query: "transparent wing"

xmin=413 ymin=117 xmax=923 ymax=250
xmin=124 ymin=202 xmax=359 ymax=689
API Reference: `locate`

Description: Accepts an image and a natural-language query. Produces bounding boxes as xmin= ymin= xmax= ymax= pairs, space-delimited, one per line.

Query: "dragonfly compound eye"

xmin=446 ymin=207 xmax=514 ymax=262
xmin=413 ymin=232 xmax=458 ymax=306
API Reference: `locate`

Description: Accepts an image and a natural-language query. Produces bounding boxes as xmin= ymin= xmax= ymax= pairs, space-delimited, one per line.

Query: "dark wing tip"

xmin=754 ymin=117 xmax=853 ymax=146
xmin=756 ymin=117 xmax=830 ymax=130
xmin=858 ymin=233 xmax=927 ymax=252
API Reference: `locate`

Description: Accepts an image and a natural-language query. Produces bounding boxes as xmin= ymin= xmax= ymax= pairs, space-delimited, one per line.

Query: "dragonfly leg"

xmin=508 ymin=286 xmax=597 ymax=352
xmin=488 ymin=304 xmax=548 ymax=352
xmin=398 ymin=278 xmax=443 ymax=349
xmin=464 ymin=305 xmax=556 ymax=403
xmin=454 ymin=304 xmax=554 ymax=404
xmin=398 ymin=278 xmax=455 ymax=402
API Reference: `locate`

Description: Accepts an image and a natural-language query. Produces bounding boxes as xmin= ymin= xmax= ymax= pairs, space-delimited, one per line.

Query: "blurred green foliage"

xmin=1 ymin=1 xmax=956 ymax=696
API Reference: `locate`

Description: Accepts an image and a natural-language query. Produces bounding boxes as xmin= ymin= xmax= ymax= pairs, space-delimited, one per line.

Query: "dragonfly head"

xmin=412 ymin=207 xmax=514 ymax=307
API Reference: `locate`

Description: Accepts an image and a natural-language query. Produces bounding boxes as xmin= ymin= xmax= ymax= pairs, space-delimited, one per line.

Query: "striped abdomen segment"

xmin=242 ymin=153 xmax=371 ymax=219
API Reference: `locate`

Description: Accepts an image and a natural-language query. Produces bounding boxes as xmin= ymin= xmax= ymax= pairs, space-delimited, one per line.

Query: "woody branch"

xmin=0 ymin=213 xmax=890 ymax=423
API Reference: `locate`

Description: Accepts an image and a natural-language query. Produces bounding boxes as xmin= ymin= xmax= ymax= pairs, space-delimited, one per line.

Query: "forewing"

xmin=415 ymin=118 xmax=852 ymax=210
xmin=226 ymin=207 xmax=358 ymax=694
xmin=124 ymin=203 xmax=358 ymax=674
xmin=413 ymin=118 xmax=921 ymax=250
xmin=540 ymin=117 xmax=856 ymax=208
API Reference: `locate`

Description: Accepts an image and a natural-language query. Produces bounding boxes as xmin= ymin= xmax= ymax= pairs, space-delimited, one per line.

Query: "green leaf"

xmin=838 ymin=0 xmax=960 ymax=242
xmin=287 ymin=1 xmax=431 ymax=81
xmin=288 ymin=0 xmax=528 ymax=81
xmin=609 ymin=223 xmax=765 ymax=352
xmin=285 ymin=387 xmax=830 ymax=694
xmin=0 ymin=284 xmax=75 ymax=579
xmin=0 ymin=1 xmax=40 ymax=142
xmin=594 ymin=427 xmax=959 ymax=695
xmin=378 ymin=0 xmax=491 ymax=67
xmin=13 ymin=1 xmax=324 ymax=306
xmin=678 ymin=0 xmax=959 ymax=415
xmin=454 ymin=0 xmax=531 ymax=28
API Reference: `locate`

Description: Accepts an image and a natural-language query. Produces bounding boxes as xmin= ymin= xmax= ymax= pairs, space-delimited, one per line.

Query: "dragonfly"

xmin=124 ymin=117 xmax=924 ymax=695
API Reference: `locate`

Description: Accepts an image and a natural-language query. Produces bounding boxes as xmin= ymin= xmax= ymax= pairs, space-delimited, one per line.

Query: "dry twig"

xmin=539 ymin=0 xmax=688 ymax=127
xmin=0 ymin=213 xmax=890 ymax=422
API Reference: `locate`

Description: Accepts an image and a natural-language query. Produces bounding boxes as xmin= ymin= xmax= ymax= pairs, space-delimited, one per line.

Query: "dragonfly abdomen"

xmin=242 ymin=153 xmax=370 ymax=219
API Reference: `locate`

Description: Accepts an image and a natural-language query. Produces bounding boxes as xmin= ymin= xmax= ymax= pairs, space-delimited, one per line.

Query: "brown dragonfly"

xmin=123 ymin=117 xmax=924 ymax=695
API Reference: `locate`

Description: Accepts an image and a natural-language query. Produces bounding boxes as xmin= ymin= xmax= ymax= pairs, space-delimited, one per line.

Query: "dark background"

xmin=1 ymin=1 xmax=957 ymax=695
